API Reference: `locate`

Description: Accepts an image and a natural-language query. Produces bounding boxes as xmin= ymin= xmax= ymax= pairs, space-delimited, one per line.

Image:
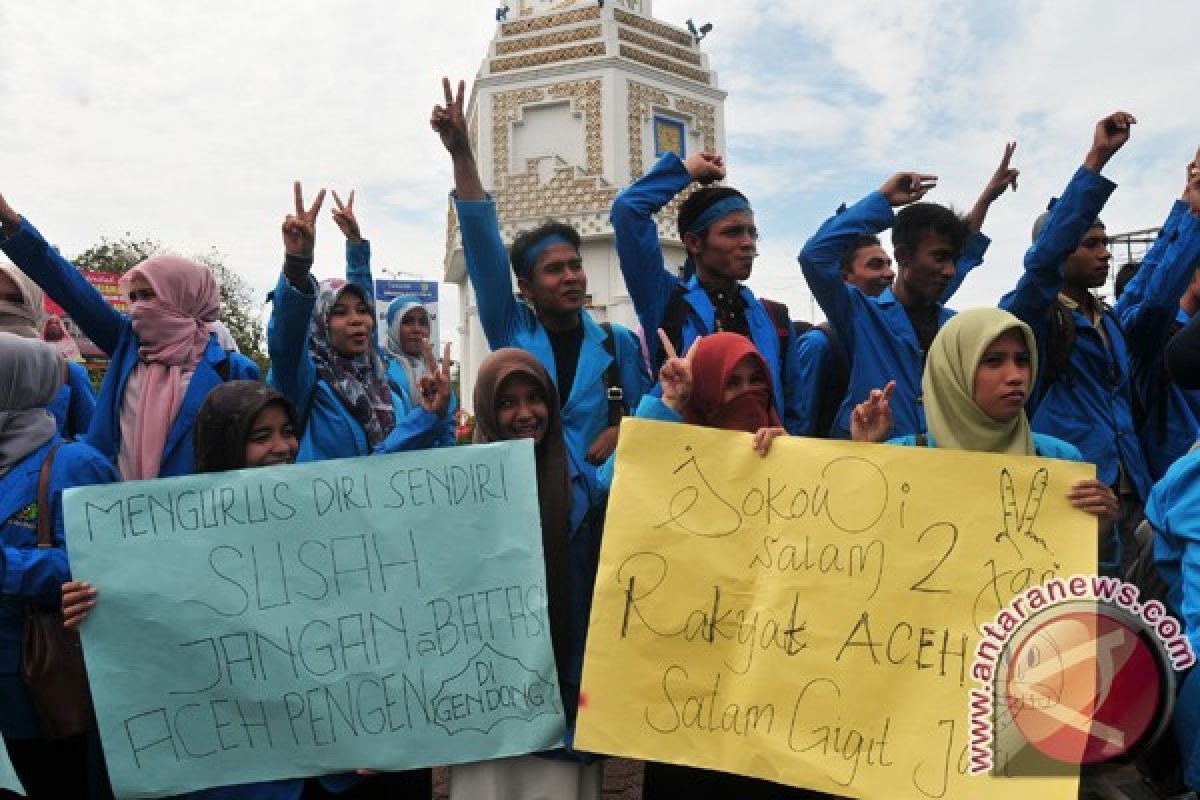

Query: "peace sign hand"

xmin=282 ymin=181 xmax=327 ymax=257
xmin=431 ymin=77 xmax=471 ymax=157
xmin=416 ymin=340 xmax=454 ymax=417
xmin=657 ymin=328 xmax=700 ymax=414
xmin=979 ymin=141 xmax=1020 ymax=205
xmin=879 ymin=173 xmax=937 ymax=207
xmin=331 ymin=190 xmax=362 ymax=244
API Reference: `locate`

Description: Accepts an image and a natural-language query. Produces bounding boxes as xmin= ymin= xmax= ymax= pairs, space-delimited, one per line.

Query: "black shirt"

xmin=701 ymin=283 xmax=751 ymax=337
xmin=904 ymin=304 xmax=940 ymax=364
xmin=546 ymin=324 xmax=585 ymax=406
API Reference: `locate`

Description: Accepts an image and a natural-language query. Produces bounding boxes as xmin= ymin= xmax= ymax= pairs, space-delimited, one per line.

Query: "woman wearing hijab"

xmin=851 ymin=308 xmax=1117 ymax=520
xmin=268 ymin=183 xmax=453 ymax=461
xmin=0 ymin=334 xmax=118 ymax=799
xmin=607 ymin=331 xmax=831 ymax=800
xmin=381 ymin=295 xmax=457 ymax=446
xmin=0 ymin=262 xmax=95 ymax=439
xmin=0 ymin=198 xmax=261 ymax=478
xmin=449 ymin=348 xmax=606 ymax=800
xmin=40 ymin=316 xmax=82 ymax=362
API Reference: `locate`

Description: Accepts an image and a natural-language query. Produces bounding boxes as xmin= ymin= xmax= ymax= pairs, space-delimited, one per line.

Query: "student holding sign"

xmin=0 ymin=193 xmax=262 ymax=480
xmin=448 ymin=348 xmax=607 ymax=800
xmin=267 ymin=182 xmax=455 ymax=461
xmin=0 ymin=334 xmax=118 ymax=799
xmin=850 ymin=308 xmax=1118 ymax=531
xmin=63 ymin=380 xmax=427 ymax=799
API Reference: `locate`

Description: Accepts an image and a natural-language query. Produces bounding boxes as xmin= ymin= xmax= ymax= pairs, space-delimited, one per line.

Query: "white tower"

xmin=444 ymin=0 xmax=727 ymax=410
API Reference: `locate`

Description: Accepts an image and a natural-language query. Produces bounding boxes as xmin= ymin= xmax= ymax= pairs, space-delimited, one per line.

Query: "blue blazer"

xmin=47 ymin=360 xmax=96 ymax=439
xmin=0 ymin=436 xmax=118 ymax=739
xmin=0 ymin=217 xmax=261 ymax=477
xmin=456 ymin=196 xmax=650 ymax=481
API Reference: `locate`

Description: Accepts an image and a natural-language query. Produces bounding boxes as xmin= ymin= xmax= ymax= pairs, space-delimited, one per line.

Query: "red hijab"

xmin=681 ymin=332 xmax=780 ymax=432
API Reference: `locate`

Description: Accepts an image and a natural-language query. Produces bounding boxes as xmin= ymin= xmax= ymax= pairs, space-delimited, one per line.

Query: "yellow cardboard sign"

xmin=576 ymin=419 xmax=1097 ymax=799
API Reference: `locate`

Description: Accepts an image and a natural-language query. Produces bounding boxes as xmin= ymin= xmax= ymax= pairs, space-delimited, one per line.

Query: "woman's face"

xmin=243 ymin=403 xmax=299 ymax=468
xmin=329 ymin=289 xmax=374 ymax=358
xmin=399 ymin=307 xmax=430 ymax=357
xmin=722 ymin=354 xmax=768 ymax=405
xmin=494 ymin=373 xmax=549 ymax=444
xmin=973 ymin=329 xmax=1033 ymax=423
xmin=44 ymin=319 xmax=64 ymax=341
xmin=127 ymin=274 xmax=157 ymax=305
xmin=0 ymin=271 xmax=26 ymax=305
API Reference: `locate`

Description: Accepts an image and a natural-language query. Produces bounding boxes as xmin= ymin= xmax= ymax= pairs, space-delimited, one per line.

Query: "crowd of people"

xmin=1 ymin=75 xmax=1199 ymax=800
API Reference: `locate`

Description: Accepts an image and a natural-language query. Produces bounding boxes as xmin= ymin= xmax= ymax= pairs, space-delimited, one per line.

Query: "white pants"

xmin=449 ymin=755 xmax=603 ymax=800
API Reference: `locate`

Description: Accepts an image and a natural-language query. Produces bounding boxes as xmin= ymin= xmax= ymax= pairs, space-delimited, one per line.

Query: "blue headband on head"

xmin=682 ymin=195 xmax=753 ymax=280
xmin=517 ymin=234 xmax=575 ymax=279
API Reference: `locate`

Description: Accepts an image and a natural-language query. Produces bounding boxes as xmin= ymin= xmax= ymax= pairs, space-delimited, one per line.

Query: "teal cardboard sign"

xmin=1 ymin=736 xmax=24 ymax=795
xmin=64 ymin=440 xmax=563 ymax=798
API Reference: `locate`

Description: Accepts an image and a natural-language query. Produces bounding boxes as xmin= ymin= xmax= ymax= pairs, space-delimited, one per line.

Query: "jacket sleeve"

xmin=0 ymin=217 xmax=125 ymax=354
xmin=1117 ymin=202 xmax=1200 ymax=354
xmin=1167 ymin=312 xmax=1200 ymax=390
xmin=1145 ymin=453 xmax=1200 ymax=655
xmin=455 ymin=195 xmax=522 ymax=349
xmin=345 ymin=239 xmax=373 ymax=297
xmin=66 ymin=362 xmax=97 ymax=436
xmin=941 ymin=231 xmax=991 ymax=302
xmin=266 ymin=272 xmax=319 ymax=424
xmin=779 ymin=322 xmax=806 ymax=436
xmin=374 ymin=405 xmax=448 ymax=454
xmin=0 ymin=446 xmax=118 ymax=607
xmin=798 ymin=192 xmax=895 ymax=355
xmin=790 ymin=329 xmax=831 ymax=437
xmin=998 ymin=166 xmax=1116 ymax=329
xmin=229 ymin=352 xmax=262 ymax=381
xmin=609 ymin=154 xmax=691 ymax=365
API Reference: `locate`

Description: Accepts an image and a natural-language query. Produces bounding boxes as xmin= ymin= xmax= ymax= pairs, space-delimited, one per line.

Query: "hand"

xmin=282 ymin=181 xmax=326 ymax=257
xmin=416 ymin=341 xmax=454 ymax=417
xmin=980 ymin=141 xmax=1020 ymax=204
xmin=752 ymin=426 xmax=786 ymax=457
xmin=62 ymin=581 xmax=97 ymax=631
xmin=331 ymin=190 xmax=362 ymax=244
xmin=850 ymin=381 xmax=896 ymax=443
xmin=682 ymin=152 xmax=726 ymax=185
xmin=879 ymin=173 xmax=937 ymax=207
xmin=0 ymin=192 xmax=20 ymax=235
xmin=656 ymin=328 xmax=699 ymax=414
xmin=1067 ymin=479 xmax=1119 ymax=536
xmin=431 ymin=77 xmax=471 ymax=157
xmin=586 ymin=426 xmax=620 ymax=465
xmin=1084 ymin=111 xmax=1136 ymax=173
xmin=1184 ymin=146 xmax=1200 ymax=216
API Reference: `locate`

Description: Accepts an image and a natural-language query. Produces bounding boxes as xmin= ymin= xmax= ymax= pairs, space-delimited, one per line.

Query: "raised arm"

xmin=610 ymin=152 xmax=723 ymax=364
xmin=943 ymin=142 xmax=1019 ymax=301
xmin=268 ymin=182 xmax=326 ymax=422
xmin=435 ymin=77 xmax=522 ymax=348
xmin=332 ymin=189 xmax=374 ymax=296
xmin=0 ymin=193 xmax=125 ymax=354
xmin=999 ymin=112 xmax=1130 ymax=326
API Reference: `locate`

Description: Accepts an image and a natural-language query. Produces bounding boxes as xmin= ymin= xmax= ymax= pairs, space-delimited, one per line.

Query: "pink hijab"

xmin=119 ymin=255 xmax=219 ymax=479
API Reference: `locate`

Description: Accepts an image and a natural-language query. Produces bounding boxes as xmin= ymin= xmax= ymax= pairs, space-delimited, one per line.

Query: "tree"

xmin=71 ymin=235 xmax=267 ymax=368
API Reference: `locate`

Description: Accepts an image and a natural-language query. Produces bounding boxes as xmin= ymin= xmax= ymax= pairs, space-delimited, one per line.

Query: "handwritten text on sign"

xmin=576 ymin=419 xmax=1095 ymax=799
xmin=64 ymin=440 xmax=563 ymax=799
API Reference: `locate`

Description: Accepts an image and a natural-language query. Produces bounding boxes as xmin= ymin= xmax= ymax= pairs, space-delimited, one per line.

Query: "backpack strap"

xmin=815 ymin=322 xmax=851 ymax=438
xmin=657 ymin=284 xmax=691 ymax=372
xmin=757 ymin=298 xmax=793 ymax=377
xmin=598 ymin=323 xmax=624 ymax=428
xmin=36 ymin=442 xmax=65 ymax=548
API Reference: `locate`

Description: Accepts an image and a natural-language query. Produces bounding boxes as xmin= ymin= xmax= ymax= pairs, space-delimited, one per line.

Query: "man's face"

xmin=844 ymin=245 xmax=894 ymax=297
xmin=686 ymin=210 xmax=758 ymax=284
xmin=518 ymin=243 xmax=587 ymax=316
xmin=1062 ymin=225 xmax=1111 ymax=290
xmin=896 ymin=231 xmax=956 ymax=306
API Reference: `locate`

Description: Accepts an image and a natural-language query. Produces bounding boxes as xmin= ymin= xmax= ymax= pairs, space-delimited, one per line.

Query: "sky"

xmin=2 ymin=0 xmax=1197 ymax=344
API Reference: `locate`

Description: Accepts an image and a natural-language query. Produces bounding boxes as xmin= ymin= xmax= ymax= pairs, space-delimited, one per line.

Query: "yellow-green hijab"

xmin=922 ymin=308 xmax=1037 ymax=456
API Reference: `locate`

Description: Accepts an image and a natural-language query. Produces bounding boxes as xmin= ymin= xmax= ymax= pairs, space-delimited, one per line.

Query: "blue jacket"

xmin=0 ymin=436 xmax=118 ymax=739
xmin=1114 ymin=200 xmax=1200 ymax=480
xmin=798 ymin=191 xmax=989 ymax=439
xmin=609 ymin=153 xmax=801 ymax=430
xmin=456 ymin=195 xmax=650 ymax=482
xmin=0 ymin=217 xmax=261 ymax=478
xmin=791 ymin=328 xmax=835 ymax=437
xmin=1146 ymin=448 xmax=1200 ymax=656
xmin=47 ymin=360 xmax=96 ymax=439
xmin=998 ymin=166 xmax=1152 ymax=498
xmin=267 ymin=274 xmax=449 ymax=463
xmin=887 ymin=432 xmax=1084 ymax=462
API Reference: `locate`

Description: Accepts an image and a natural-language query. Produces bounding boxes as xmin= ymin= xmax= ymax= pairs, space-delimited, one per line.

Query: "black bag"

xmin=21 ymin=441 xmax=96 ymax=739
